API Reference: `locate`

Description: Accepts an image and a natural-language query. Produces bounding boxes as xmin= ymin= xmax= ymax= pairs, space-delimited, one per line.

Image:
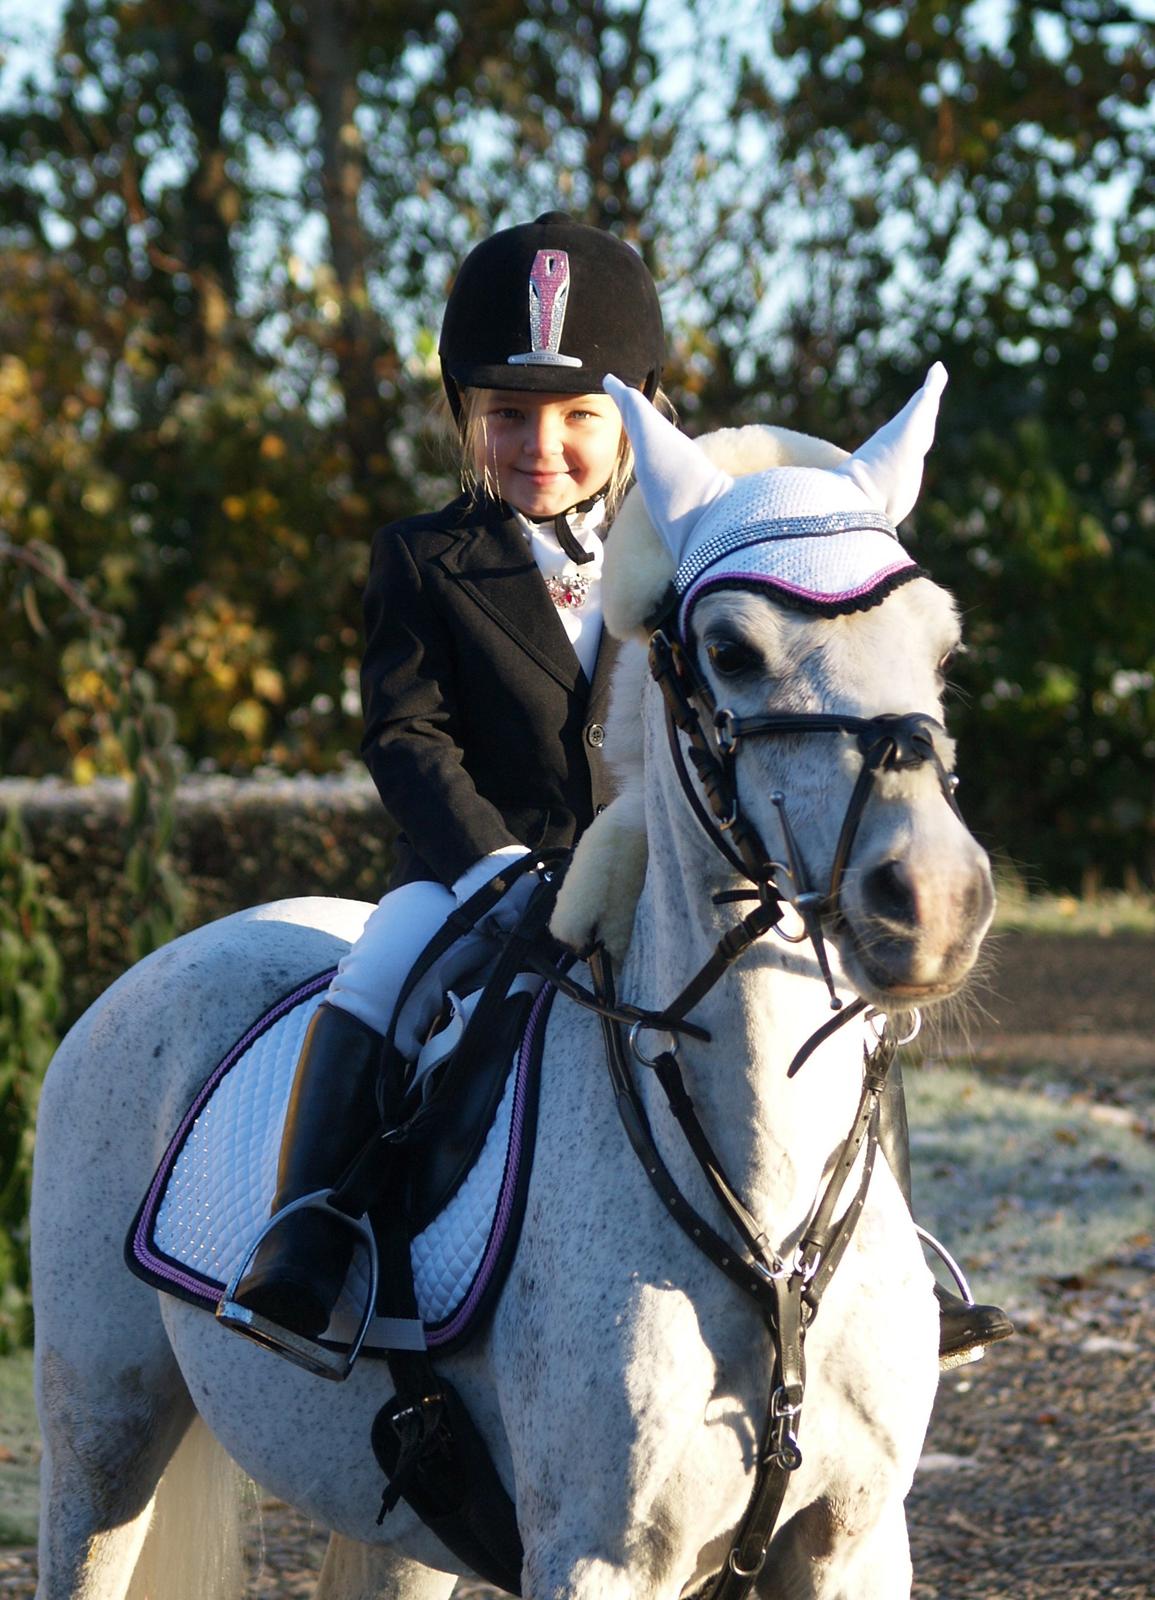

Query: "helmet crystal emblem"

xmin=508 ymin=250 xmax=582 ymax=369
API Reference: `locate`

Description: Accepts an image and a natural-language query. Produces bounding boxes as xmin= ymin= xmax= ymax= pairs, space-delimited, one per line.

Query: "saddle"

xmin=128 ymin=867 xmax=566 ymax=1346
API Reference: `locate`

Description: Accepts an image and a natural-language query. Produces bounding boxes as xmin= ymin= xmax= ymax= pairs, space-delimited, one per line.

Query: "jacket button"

xmin=587 ymin=722 xmax=606 ymax=748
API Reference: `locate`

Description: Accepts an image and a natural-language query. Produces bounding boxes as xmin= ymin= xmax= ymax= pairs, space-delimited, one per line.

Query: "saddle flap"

xmin=406 ymin=984 xmax=536 ymax=1234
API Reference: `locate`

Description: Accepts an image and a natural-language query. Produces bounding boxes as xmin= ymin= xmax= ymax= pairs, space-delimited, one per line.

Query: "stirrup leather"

xmin=216 ymin=1191 xmax=379 ymax=1382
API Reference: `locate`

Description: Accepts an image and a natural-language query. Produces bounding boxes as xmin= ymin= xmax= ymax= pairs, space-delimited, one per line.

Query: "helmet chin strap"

xmin=494 ymin=485 xmax=609 ymax=564
xmin=550 ymin=486 xmax=608 ymax=566
xmin=552 ymin=512 xmax=597 ymax=565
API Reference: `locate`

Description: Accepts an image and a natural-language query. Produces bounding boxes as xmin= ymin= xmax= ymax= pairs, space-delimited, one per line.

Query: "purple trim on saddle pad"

xmin=127 ymin=970 xmax=334 ymax=1304
xmin=125 ymin=971 xmax=557 ymax=1358
xmin=426 ymin=980 xmax=552 ymax=1348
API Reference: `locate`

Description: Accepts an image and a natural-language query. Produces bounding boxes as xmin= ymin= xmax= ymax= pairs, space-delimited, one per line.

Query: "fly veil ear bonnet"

xmin=602 ymin=362 xmax=947 ymax=638
xmin=549 ymin=365 xmax=950 ymax=959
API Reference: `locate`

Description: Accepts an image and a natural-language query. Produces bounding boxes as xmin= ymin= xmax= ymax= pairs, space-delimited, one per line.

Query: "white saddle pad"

xmin=128 ymin=972 xmax=552 ymax=1354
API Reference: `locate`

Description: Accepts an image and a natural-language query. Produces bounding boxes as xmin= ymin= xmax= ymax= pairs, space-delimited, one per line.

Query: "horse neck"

xmin=619 ymin=771 xmax=868 ymax=1254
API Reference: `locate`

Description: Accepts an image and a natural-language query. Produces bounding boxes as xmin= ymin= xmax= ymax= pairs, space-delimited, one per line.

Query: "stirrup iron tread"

xmin=216 ymin=1190 xmax=379 ymax=1381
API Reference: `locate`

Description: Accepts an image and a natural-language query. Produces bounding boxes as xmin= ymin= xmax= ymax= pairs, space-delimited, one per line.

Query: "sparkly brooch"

xmin=545 ymin=570 xmax=590 ymax=610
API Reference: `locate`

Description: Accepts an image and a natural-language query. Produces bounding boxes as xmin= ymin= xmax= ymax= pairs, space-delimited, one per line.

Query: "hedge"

xmin=0 ymin=772 xmax=396 ymax=1030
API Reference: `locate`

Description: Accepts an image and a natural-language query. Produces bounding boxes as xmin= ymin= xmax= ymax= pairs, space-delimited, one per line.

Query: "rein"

xmin=591 ymin=945 xmax=899 ymax=1597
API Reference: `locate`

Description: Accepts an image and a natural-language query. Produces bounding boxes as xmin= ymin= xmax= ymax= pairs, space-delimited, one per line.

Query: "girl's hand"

xmin=454 ymin=846 xmax=539 ymax=935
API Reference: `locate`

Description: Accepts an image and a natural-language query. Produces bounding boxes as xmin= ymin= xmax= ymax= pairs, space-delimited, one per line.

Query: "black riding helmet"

xmin=439 ymin=211 xmax=665 ymax=420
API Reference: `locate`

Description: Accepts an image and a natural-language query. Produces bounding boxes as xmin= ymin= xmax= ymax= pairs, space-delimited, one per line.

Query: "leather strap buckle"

xmin=767 ymin=1385 xmax=804 ymax=1472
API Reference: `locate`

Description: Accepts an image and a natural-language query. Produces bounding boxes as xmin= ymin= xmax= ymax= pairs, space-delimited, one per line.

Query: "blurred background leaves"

xmin=0 ymin=0 xmax=1151 ymax=892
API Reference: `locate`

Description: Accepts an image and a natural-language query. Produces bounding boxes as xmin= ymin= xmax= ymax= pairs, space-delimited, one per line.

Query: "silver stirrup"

xmin=914 ymin=1223 xmax=975 ymax=1303
xmin=915 ymin=1224 xmax=988 ymax=1370
xmin=216 ymin=1191 xmax=379 ymax=1382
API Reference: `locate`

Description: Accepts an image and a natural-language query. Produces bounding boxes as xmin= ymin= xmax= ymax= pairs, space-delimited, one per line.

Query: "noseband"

xmin=648 ymin=625 xmax=964 ymax=1008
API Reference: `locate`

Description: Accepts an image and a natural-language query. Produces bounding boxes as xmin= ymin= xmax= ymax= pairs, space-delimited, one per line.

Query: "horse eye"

xmin=707 ymin=639 xmax=761 ymax=678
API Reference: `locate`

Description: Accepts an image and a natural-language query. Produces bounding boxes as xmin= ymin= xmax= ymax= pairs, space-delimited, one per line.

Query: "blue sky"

xmin=0 ymin=0 xmax=66 ymax=100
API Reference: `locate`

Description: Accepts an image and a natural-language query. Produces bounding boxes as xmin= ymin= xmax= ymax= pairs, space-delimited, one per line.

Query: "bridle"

xmin=647 ymin=621 xmax=965 ymax=1014
xmin=578 ymin=614 xmax=970 ymax=1598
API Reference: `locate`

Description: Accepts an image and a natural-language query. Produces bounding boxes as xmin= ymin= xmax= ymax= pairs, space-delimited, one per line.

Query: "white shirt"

xmin=515 ymin=501 xmax=606 ymax=681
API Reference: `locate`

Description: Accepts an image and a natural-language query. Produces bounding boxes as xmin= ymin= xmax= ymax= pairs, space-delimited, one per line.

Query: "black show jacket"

xmin=361 ymin=494 xmax=621 ymax=889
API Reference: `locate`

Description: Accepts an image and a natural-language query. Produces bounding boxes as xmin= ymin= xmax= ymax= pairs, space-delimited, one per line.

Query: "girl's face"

xmin=471 ymin=389 xmax=625 ymax=520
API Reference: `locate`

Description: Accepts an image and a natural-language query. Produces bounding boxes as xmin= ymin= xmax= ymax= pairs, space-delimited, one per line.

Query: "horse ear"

xmin=604 ymin=374 xmax=734 ymax=566
xmin=835 ymin=363 xmax=947 ymax=526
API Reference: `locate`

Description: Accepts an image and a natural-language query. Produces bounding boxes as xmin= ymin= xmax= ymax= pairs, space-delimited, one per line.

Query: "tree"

xmin=736 ymin=0 xmax=1155 ymax=887
xmin=1 ymin=0 xmax=1153 ymax=887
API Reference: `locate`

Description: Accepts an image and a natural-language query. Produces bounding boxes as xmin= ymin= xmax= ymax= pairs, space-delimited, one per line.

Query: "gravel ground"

xmin=4 ymin=933 xmax=1153 ymax=1598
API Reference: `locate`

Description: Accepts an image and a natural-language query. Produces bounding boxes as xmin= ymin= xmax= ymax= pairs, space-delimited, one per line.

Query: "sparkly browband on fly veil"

xmin=673 ymin=507 xmax=922 ymax=637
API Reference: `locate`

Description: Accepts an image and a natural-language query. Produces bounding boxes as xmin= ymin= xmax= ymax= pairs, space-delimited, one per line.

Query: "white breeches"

xmin=327 ymin=880 xmax=455 ymax=1037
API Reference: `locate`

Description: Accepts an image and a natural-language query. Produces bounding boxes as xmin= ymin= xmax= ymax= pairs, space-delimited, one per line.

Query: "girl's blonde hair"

xmin=454 ymin=385 xmax=676 ymax=520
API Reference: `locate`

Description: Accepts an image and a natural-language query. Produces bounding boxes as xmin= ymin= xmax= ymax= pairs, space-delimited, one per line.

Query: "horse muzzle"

xmin=836 ymin=841 xmax=995 ymax=1003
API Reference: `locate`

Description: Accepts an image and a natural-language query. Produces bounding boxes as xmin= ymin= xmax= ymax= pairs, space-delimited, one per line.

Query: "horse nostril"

xmin=863 ymin=859 xmax=917 ymax=925
xmin=964 ymin=863 xmax=996 ymax=927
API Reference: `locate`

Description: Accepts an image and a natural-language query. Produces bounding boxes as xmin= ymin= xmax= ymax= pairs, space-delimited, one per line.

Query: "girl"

xmin=226 ymin=213 xmax=666 ymax=1352
xmin=226 ymin=213 xmax=1008 ymax=1371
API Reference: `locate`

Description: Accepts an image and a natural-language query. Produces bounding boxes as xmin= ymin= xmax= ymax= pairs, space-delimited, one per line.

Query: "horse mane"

xmin=551 ymin=422 xmax=849 ymax=958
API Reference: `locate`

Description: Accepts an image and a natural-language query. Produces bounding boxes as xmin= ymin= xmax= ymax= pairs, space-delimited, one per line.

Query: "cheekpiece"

xmin=672 ymin=471 xmax=919 ymax=637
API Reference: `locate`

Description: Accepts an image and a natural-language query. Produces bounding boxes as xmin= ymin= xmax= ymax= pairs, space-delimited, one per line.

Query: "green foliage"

xmin=0 ymin=521 xmax=187 ymax=1338
xmin=0 ymin=809 xmax=61 ymax=1351
xmin=116 ymin=670 xmax=188 ymax=962
xmin=1 ymin=530 xmax=188 ymax=955
xmin=0 ymin=0 xmax=1152 ymax=891
xmin=723 ymin=1 xmax=1155 ymax=889
xmin=5 ymin=776 xmax=394 ymax=1031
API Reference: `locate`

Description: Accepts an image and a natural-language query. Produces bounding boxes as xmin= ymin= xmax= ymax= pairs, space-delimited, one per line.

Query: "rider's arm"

xmin=360 ymin=525 xmax=524 ymax=884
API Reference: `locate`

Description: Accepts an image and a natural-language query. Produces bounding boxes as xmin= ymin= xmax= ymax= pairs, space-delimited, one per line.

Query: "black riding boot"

xmin=878 ymin=1060 xmax=1014 ymax=1367
xmin=226 ymin=1001 xmax=385 ymax=1342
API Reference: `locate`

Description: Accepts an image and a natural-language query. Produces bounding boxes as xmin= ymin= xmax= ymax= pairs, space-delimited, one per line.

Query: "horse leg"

xmin=824 ymin=1495 xmax=912 ymax=1600
xmin=33 ymin=1125 xmax=227 ymax=1597
xmin=757 ymin=1492 xmax=912 ymax=1600
xmin=35 ymin=1338 xmax=195 ymax=1600
xmin=520 ymin=1551 xmax=638 ymax=1600
xmin=315 ymin=1536 xmax=458 ymax=1600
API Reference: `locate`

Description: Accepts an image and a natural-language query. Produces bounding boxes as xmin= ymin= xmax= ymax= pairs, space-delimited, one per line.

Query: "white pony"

xmin=31 ymin=366 xmax=993 ymax=1600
